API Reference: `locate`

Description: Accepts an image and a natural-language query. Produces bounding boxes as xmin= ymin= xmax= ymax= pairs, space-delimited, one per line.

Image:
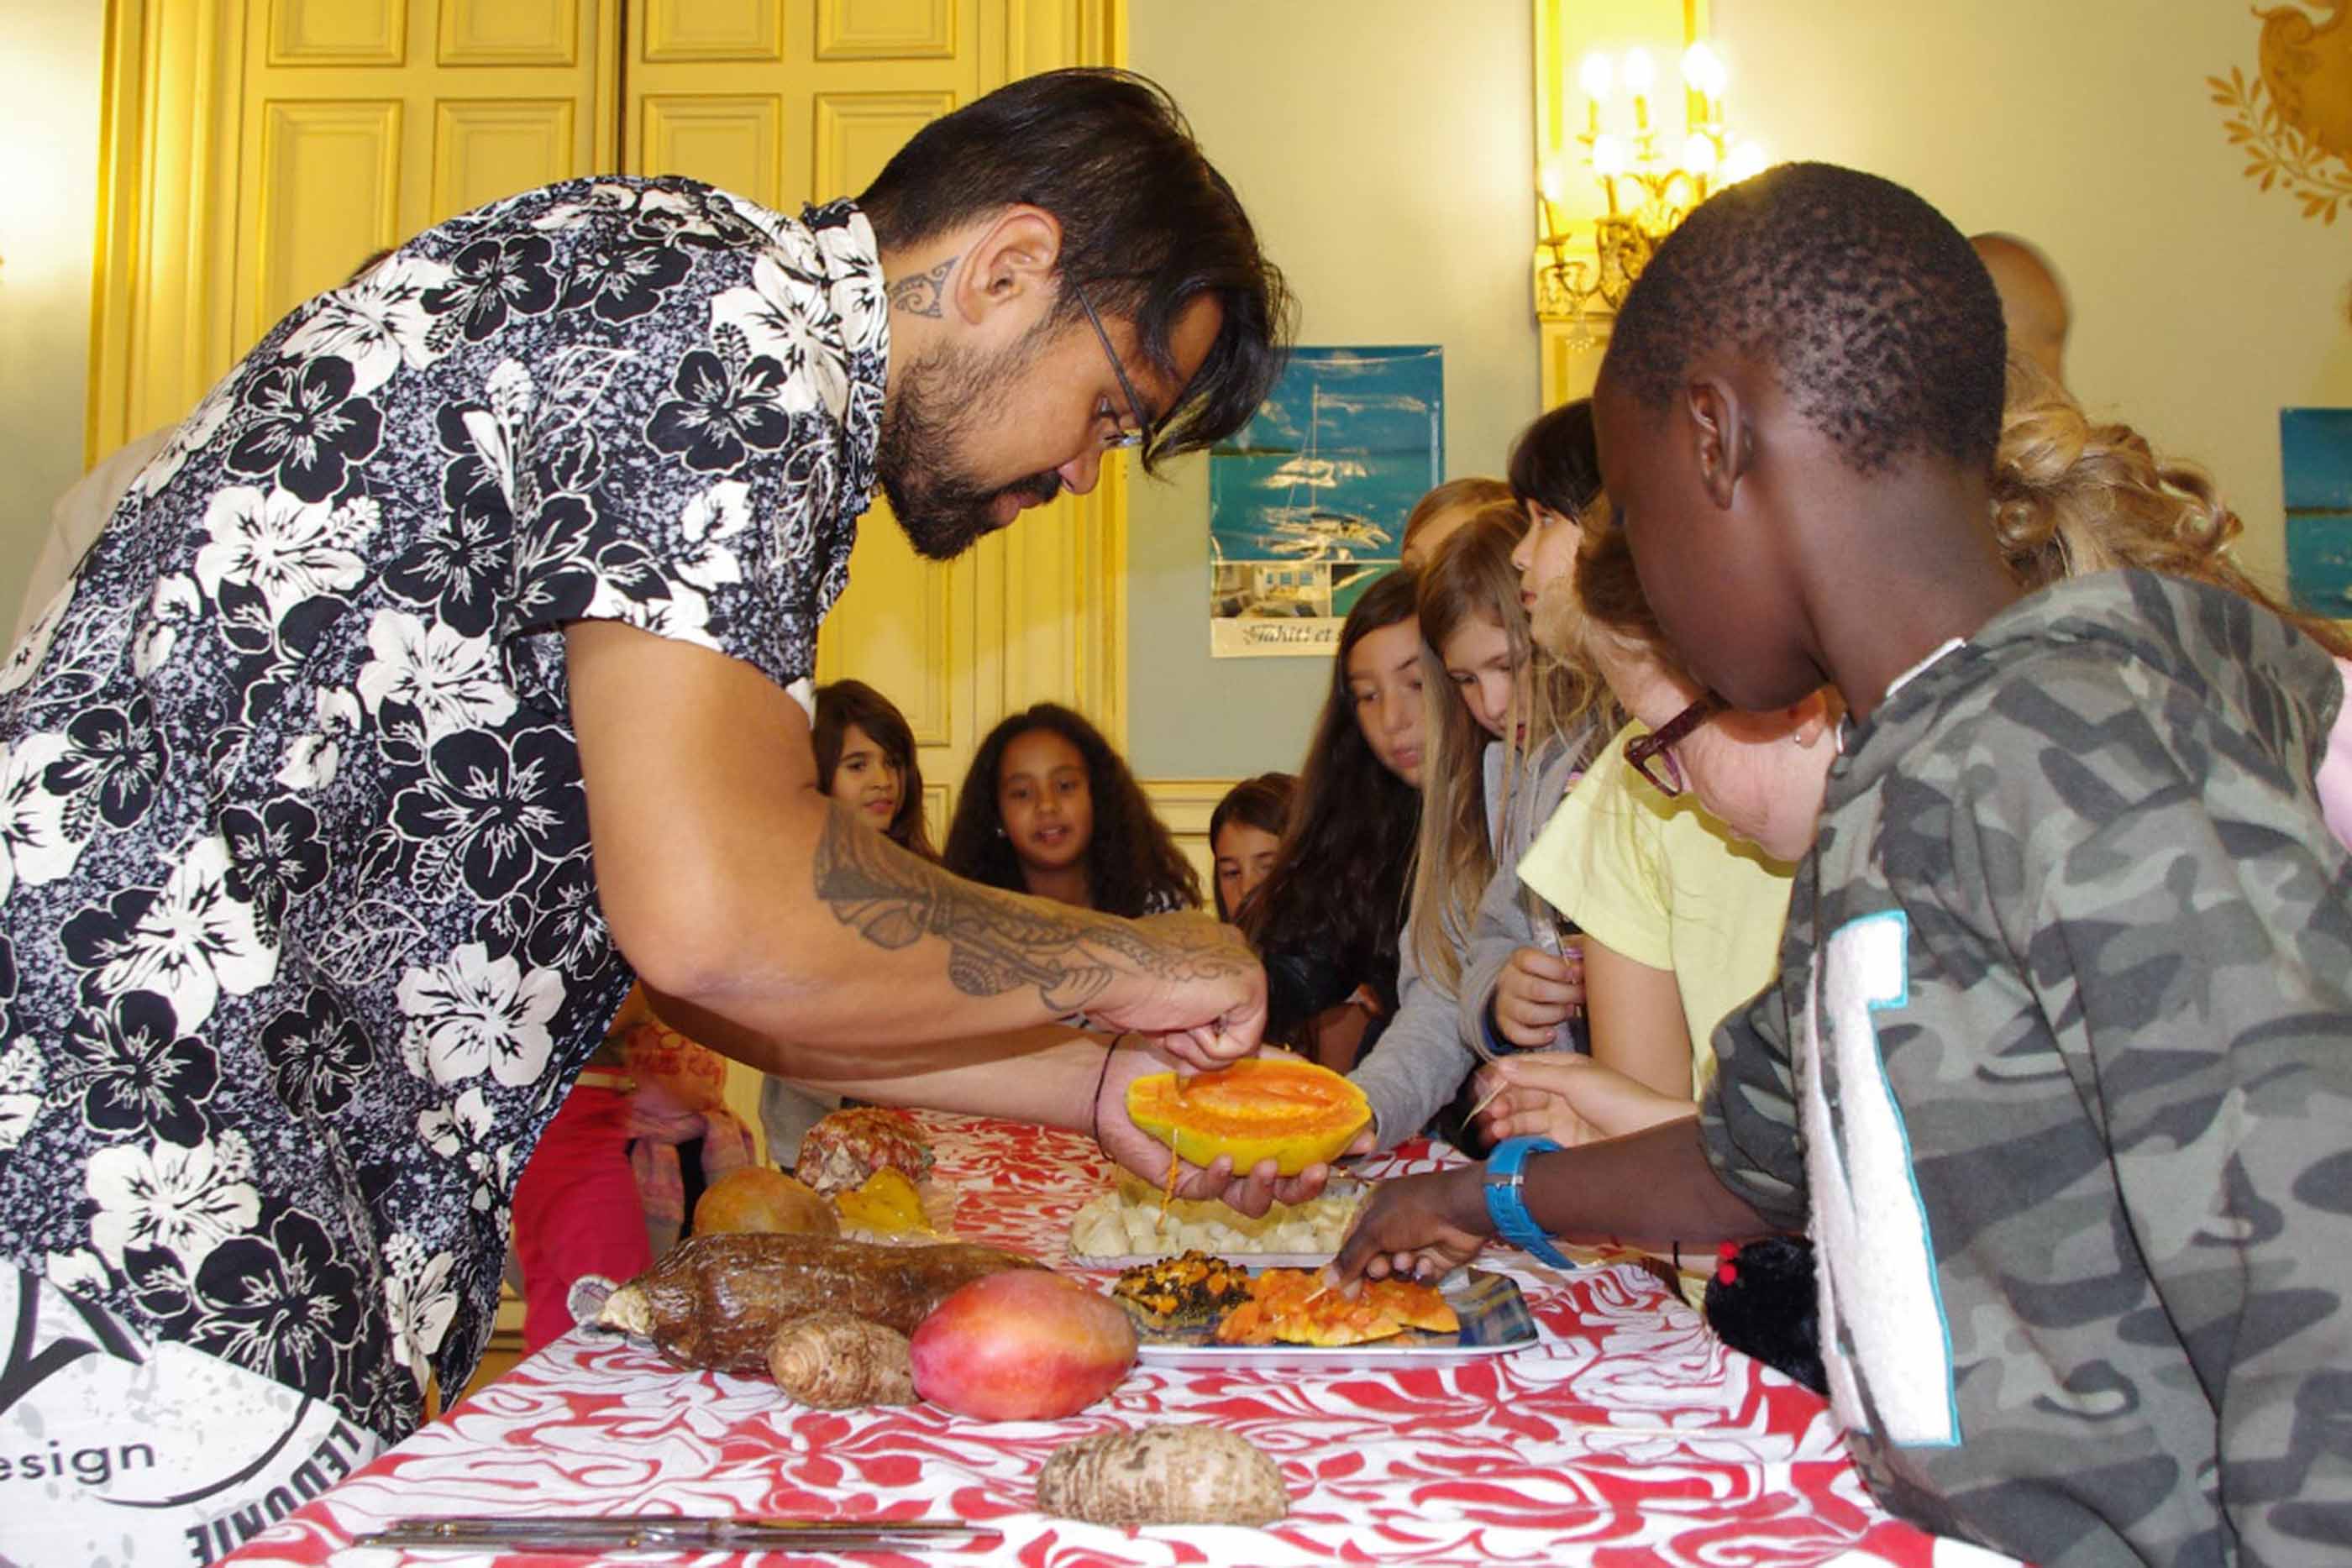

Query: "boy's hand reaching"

xmin=1493 ymin=944 xmax=1583 ymax=1048
xmin=1327 ymin=1166 xmax=1491 ymax=1286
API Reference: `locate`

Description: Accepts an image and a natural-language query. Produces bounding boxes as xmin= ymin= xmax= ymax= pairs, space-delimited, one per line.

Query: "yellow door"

xmin=90 ymin=0 xmax=619 ymax=449
xmin=228 ymin=0 xmax=621 ymax=362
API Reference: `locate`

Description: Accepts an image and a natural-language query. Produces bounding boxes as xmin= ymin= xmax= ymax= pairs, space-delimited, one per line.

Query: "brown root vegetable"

xmin=767 ymin=1312 xmax=915 ymax=1408
xmin=1036 ymin=1424 xmax=1289 ymax=1526
xmin=598 ymin=1232 xmax=1042 ymax=1371
xmin=693 ymin=1168 xmax=840 ymax=1237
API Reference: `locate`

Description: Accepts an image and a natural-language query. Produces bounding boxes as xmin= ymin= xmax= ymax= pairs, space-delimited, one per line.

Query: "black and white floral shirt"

xmin=0 ymin=176 xmax=887 ymax=1440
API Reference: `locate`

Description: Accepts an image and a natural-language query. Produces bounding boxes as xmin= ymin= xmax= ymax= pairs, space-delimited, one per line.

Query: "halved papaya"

xmin=1126 ymin=1057 xmax=1372 ymax=1176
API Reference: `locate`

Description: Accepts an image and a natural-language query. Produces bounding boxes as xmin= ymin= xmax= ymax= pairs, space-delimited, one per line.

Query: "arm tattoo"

xmin=813 ymin=805 xmax=1244 ymax=1014
xmin=886 ymin=255 xmax=956 ymax=318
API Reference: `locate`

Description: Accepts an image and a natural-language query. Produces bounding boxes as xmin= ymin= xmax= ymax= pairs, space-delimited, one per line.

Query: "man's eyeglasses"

xmin=1071 ymin=278 xmax=1152 ymax=452
xmin=1623 ymin=692 xmax=1721 ymax=797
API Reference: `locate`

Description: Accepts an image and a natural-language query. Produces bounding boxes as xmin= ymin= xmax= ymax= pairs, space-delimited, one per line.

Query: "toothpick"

xmin=1463 ymin=1078 xmax=1509 ymax=1124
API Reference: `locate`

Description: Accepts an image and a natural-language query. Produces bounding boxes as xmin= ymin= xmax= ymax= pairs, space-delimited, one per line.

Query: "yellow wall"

xmin=0 ymin=0 xmax=107 ymax=627
xmin=11 ymin=3 xmax=2347 ymax=675
xmin=1708 ymin=0 xmax=2351 ymax=594
xmin=1124 ymin=0 xmax=1542 ymax=779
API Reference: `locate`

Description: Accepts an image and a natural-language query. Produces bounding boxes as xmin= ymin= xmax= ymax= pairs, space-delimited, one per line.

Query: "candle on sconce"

xmin=1621 ymin=48 xmax=1656 ymax=130
xmin=1682 ymin=41 xmax=1727 ymax=123
xmin=1578 ymin=53 xmax=1613 ymax=136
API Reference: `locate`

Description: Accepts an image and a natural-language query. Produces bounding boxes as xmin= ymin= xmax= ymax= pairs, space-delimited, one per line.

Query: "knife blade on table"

xmin=354 ymin=1514 xmax=1002 ymax=1555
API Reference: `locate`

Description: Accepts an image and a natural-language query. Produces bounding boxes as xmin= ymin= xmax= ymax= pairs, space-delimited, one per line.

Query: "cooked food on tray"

xmin=1125 ymin=1057 xmax=1372 ymax=1175
xmin=1213 ymin=1267 xmax=1459 ymax=1348
xmin=1067 ymin=1172 xmax=1364 ymax=1259
xmin=1110 ymin=1251 xmax=1255 ymax=1331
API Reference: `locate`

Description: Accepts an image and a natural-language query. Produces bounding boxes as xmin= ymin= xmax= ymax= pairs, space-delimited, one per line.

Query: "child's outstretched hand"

xmin=1492 ymin=944 xmax=1584 ymax=1048
xmin=1472 ymin=1054 xmax=1695 ymax=1147
xmin=1326 ymin=1166 xmax=1490 ymax=1287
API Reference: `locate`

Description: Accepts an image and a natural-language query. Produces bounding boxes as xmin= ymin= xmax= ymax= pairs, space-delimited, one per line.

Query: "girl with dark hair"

xmin=943 ymin=704 xmax=1200 ymax=917
xmin=1243 ymin=569 xmax=1426 ymax=1070
xmin=1208 ymin=772 xmax=1294 ymax=921
xmin=811 ymin=679 xmax=936 ymax=859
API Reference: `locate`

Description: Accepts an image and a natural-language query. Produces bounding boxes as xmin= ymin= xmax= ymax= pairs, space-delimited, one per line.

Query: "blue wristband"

xmin=1483 ymin=1136 xmax=1577 ymax=1269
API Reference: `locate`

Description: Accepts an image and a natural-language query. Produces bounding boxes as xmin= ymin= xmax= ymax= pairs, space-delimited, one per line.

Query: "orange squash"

xmin=1126 ymin=1057 xmax=1372 ymax=1176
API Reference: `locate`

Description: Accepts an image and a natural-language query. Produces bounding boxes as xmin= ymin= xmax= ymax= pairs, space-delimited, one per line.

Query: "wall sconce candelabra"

xmin=1535 ymin=40 xmax=1764 ymax=346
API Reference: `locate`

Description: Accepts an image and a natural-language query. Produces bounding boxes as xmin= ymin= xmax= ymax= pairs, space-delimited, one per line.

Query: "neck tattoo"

xmin=888 ymin=255 xmax=958 ymax=318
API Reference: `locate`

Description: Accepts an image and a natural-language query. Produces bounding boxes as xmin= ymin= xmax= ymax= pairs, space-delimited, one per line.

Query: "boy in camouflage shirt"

xmin=1335 ymin=164 xmax=2351 ymax=1566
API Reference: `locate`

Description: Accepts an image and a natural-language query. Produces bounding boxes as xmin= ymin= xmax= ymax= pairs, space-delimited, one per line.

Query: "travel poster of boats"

xmin=1207 ymin=344 xmax=1442 ymax=657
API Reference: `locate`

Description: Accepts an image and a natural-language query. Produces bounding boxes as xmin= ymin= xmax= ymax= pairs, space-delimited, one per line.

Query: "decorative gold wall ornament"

xmin=1534 ymin=39 xmax=1762 ymax=349
xmin=2209 ymin=1 xmax=2352 ymax=224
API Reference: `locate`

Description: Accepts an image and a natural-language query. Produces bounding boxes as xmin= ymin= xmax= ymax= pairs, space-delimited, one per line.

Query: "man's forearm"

xmin=655 ymin=993 xmax=1108 ymax=1132
xmin=569 ymin=621 xmax=1257 ymax=1059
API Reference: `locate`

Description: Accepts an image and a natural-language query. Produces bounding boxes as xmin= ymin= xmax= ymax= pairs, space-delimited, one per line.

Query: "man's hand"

xmin=1093 ymin=1041 xmax=1370 ymax=1216
xmin=1472 ymin=1055 xmax=1694 ymax=1147
xmin=1088 ymin=912 xmax=1267 ymax=1072
xmin=1494 ymin=944 xmax=1583 ymax=1049
xmin=1327 ymin=1166 xmax=1491 ymax=1287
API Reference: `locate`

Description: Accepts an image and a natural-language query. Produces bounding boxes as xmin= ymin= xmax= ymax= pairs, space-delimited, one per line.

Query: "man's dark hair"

xmin=1604 ymin=162 xmax=2006 ymax=475
xmin=858 ymin=68 xmax=1293 ymax=469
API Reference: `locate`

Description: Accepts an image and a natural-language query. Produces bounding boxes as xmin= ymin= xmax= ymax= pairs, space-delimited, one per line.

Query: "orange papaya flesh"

xmin=1125 ymin=1057 xmax=1372 ymax=1176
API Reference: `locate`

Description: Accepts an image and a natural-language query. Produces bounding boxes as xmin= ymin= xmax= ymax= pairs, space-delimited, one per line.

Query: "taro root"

xmin=598 ymin=1232 xmax=1041 ymax=1372
xmin=1126 ymin=1057 xmax=1371 ymax=1176
xmin=766 ymin=1312 xmax=916 ymax=1408
xmin=1036 ymin=1424 xmax=1289 ymax=1526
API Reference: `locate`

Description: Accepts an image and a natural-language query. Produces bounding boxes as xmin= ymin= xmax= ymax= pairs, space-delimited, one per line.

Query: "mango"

xmin=910 ymin=1271 xmax=1137 ymax=1421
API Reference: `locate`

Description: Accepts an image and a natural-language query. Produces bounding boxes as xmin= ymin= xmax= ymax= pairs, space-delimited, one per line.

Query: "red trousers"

xmin=510 ymin=1083 xmax=652 ymax=1353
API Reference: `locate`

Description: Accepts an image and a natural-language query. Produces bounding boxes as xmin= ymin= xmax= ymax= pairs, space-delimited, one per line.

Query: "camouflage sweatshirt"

xmin=1701 ymin=570 xmax=2352 ymax=1567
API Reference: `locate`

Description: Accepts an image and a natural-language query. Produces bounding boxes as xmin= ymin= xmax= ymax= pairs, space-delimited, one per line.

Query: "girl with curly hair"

xmin=943 ymin=703 xmax=1200 ymax=916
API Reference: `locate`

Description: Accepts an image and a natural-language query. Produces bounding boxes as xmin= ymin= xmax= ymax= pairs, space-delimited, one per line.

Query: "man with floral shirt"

xmin=0 ymin=69 xmax=1291 ymax=1564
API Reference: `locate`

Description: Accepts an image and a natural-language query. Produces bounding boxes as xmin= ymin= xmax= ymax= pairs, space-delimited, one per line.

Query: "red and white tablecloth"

xmin=220 ymin=1114 xmax=1985 ymax=1568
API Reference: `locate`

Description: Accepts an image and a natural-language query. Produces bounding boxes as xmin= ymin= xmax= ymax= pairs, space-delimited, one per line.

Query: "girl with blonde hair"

xmin=1349 ymin=451 xmax=1614 ymax=1146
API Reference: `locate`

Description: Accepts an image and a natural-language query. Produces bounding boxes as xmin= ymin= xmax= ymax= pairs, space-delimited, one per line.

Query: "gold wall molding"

xmin=2212 ymin=3 xmax=2352 ymax=225
xmin=1530 ymin=0 xmax=1708 ymax=409
xmin=1142 ymin=775 xmax=1240 ymax=895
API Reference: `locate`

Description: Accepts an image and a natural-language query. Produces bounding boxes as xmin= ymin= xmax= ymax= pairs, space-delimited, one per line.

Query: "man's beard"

xmin=874 ymin=337 xmax=1063 ymax=563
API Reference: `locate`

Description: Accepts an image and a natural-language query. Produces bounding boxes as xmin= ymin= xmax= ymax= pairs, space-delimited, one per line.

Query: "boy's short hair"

xmin=1604 ymin=162 xmax=2007 ymax=476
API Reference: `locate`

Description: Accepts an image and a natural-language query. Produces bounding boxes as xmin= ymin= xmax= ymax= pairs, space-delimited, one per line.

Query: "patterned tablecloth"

xmin=219 ymin=1113 xmax=1975 ymax=1568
